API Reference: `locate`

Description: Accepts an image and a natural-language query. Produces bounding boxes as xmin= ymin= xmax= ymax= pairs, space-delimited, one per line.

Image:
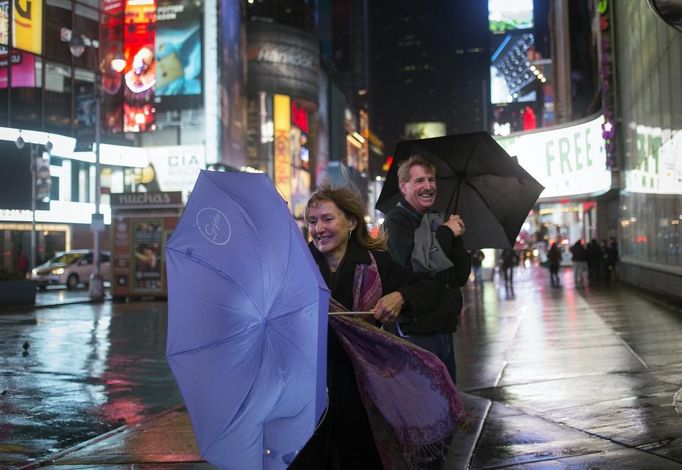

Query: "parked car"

xmin=31 ymin=250 xmax=111 ymax=290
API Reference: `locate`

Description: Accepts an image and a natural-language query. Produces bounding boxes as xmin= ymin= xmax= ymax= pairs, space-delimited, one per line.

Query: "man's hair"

xmin=305 ymin=185 xmax=387 ymax=251
xmin=397 ymin=155 xmax=436 ymax=182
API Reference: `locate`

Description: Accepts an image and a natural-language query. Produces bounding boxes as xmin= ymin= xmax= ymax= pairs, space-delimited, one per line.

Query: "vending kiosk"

xmin=109 ymin=192 xmax=183 ymax=300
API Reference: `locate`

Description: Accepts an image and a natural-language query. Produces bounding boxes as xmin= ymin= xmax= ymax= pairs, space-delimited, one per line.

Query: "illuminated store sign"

xmin=598 ymin=0 xmax=617 ymax=168
xmin=247 ymin=22 xmax=320 ymax=103
xmin=274 ymin=94 xmax=292 ymax=205
xmin=142 ymin=145 xmax=205 ymax=201
xmin=495 ymin=115 xmax=611 ymax=199
xmin=624 ymin=126 xmax=682 ymax=195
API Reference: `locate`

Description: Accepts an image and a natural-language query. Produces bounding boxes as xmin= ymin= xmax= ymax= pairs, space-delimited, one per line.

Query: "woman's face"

xmin=307 ymin=200 xmax=356 ymax=258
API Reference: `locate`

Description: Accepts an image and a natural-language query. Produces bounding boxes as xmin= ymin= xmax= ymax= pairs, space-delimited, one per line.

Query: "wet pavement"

xmin=0 ymin=299 xmax=183 ymax=468
xmin=1 ymin=265 xmax=681 ymax=469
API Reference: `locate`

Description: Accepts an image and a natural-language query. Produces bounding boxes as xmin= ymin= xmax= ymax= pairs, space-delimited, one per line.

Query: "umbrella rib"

xmin=167 ymin=246 xmax=264 ymax=317
xmin=166 ymin=321 xmax=263 ymax=358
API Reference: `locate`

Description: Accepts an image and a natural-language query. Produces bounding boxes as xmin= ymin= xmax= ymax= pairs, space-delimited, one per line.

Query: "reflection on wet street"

xmin=0 ymin=300 xmax=182 ymax=467
xmin=1 ymin=265 xmax=682 ymax=469
xmin=458 ymin=266 xmax=682 ymax=468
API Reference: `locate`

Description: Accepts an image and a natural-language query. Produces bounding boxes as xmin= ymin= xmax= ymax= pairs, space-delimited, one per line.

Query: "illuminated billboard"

xmin=404 ymin=122 xmax=446 ymax=140
xmin=12 ymin=0 xmax=42 ymax=54
xmin=0 ymin=51 xmax=36 ymax=88
xmin=495 ymin=115 xmax=612 ymax=199
xmin=489 ymin=0 xmax=533 ymax=34
xmin=273 ymin=94 xmax=292 ymax=205
xmin=123 ymin=0 xmax=156 ymax=132
xmin=155 ymin=0 xmax=202 ymax=96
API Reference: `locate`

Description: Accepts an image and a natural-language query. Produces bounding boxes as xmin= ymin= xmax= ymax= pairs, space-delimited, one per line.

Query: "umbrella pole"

xmin=447 ymin=179 xmax=462 ymax=215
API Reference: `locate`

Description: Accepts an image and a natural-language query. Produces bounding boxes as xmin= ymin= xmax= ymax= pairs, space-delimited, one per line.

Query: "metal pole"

xmin=89 ymin=79 xmax=104 ymax=301
xmin=30 ymin=147 xmax=36 ymax=270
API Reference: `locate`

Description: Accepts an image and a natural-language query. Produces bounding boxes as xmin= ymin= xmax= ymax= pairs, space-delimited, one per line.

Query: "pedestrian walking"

xmin=383 ymin=155 xmax=471 ymax=384
xmin=586 ymin=238 xmax=602 ymax=283
xmin=500 ymin=248 xmax=518 ymax=293
xmin=16 ymin=251 xmax=29 ymax=279
xmin=570 ymin=240 xmax=588 ymax=287
xmin=292 ymin=185 xmax=450 ymax=470
xmin=471 ymin=249 xmax=485 ymax=289
xmin=547 ymin=242 xmax=562 ymax=287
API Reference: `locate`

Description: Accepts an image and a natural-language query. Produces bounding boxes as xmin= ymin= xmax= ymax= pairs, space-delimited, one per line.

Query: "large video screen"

xmin=490 ymin=32 xmax=536 ymax=104
xmin=155 ymin=0 xmax=202 ymax=96
xmin=123 ymin=0 xmax=156 ymax=132
xmin=489 ymin=0 xmax=533 ymax=33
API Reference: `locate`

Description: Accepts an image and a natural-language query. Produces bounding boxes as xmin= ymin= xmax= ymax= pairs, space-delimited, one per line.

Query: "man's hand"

xmin=372 ymin=292 xmax=405 ymax=323
xmin=444 ymin=214 xmax=465 ymax=237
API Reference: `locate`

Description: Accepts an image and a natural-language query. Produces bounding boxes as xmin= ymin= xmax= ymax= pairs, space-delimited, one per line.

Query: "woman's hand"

xmin=372 ymin=292 xmax=405 ymax=323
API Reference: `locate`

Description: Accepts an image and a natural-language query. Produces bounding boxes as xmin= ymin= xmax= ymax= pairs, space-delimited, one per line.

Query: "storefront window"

xmin=621 ymin=193 xmax=681 ymax=267
xmin=44 ymin=0 xmax=73 ymax=65
xmin=72 ymin=3 xmax=99 ymax=71
xmin=45 ymin=62 xmax=72 ymax=132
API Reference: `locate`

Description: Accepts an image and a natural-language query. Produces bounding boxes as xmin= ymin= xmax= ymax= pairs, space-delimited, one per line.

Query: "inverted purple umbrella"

xmin=165 ymin=170 xmax=329 ymax=469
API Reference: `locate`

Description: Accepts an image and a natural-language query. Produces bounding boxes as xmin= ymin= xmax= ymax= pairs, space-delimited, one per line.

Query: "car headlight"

xmin=51 ymin=268 xmax=65 ymax=275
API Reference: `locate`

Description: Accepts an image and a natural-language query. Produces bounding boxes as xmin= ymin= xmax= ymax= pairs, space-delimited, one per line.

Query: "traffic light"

xmin=33 ymin=147 xmax=51 ymax=204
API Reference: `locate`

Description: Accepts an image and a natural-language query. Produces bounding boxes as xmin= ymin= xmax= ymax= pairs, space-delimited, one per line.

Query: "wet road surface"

xmin=1 ymin=265 xmax=681 ymax=469
xmin=0 ymin=300 xmax=182 ymax=468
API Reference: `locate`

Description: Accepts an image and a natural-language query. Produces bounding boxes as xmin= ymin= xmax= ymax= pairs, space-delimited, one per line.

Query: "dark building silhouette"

xmin=368 ymin=0 xmax=488 ymax=155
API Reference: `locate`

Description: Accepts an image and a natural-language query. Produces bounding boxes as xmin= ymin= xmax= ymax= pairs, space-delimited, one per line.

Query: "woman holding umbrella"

xmin=291 ymin=185 xmax=448 ymax=469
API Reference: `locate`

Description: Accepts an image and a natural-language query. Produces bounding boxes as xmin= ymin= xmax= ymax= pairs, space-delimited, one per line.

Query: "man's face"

xmin=399 ymin=164 xmax=436 ymax=213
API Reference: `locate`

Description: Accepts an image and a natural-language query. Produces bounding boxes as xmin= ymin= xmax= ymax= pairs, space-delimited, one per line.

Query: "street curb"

xmin=0 ymin=297 xmax=113 ymax=314
xmin=18 ymin=405 xmax=186 ymax=469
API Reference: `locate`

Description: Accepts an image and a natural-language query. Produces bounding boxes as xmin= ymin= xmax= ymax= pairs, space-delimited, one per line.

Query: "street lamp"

xmin=70 ymin=32 xmax=123 ymax=301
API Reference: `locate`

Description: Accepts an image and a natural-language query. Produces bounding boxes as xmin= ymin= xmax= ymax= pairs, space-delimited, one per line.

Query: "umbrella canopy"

xmin=166 ymin=170 xmax=329 ymax=469
xmin=376 ymin=132 xmax=544 ymax=250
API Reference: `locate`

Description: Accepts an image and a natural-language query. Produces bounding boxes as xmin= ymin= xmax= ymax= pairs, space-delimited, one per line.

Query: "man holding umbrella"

xmin=384 ymin=155 xmax=471 ymax=384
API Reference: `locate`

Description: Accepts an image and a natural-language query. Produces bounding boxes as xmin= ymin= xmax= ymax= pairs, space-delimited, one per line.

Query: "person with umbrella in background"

xmin=291 ymin=185 xmax=450 ymax=470
xmin=383 ymin=155 xmax=471 ymax=386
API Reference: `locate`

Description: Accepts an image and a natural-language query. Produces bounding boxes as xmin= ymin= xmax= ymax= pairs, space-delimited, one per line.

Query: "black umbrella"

xmin=376 ymin=132 xmax=544 ymax=250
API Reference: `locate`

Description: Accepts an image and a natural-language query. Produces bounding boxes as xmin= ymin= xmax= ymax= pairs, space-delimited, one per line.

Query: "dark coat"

xmin=291 ymin=239 xmax=443 ymax=469
xmin=384 ymin=198 xmax=471 ymax=335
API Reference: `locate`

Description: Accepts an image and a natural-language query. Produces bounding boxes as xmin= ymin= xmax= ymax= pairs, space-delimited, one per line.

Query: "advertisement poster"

xmin=0 ymin=0 xmax=7 ymax=46
xmin=123 ymin=0 xmax=156 ymax=132
xmin=132 ymin=220 xmax=162 ymax=291
xmin=12 ymin=0 xmax=42 ymax=54
xmin=100 ymin=3 xmax=124 ymax=134
xmin=155 ymin=0 xmax=201 ymax=96
xmin=74 ymin=82 xmax=96 ymax=150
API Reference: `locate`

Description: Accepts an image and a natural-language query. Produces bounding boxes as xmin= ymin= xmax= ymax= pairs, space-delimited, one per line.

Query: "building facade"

xmin=612 ymin=1 xmax=682 ymax=300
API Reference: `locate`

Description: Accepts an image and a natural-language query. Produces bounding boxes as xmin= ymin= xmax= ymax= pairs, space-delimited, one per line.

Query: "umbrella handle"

xmin=329 ymin=311 xmax=374 ymax=315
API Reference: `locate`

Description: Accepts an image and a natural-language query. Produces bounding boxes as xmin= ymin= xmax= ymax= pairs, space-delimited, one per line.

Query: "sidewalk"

xmin=26 ymin=396 xmax=491 ymax=469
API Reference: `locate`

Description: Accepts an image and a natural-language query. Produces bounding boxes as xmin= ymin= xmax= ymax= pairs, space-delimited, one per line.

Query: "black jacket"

xmin=384 ymin=198 xmax=471 ymax=334
xmin=292 ymin=240 xmax=443 ymax=469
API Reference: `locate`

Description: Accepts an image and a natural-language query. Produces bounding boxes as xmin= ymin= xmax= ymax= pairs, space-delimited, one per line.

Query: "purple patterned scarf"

xmin=329 ymin=252 xmax=464 ymax=469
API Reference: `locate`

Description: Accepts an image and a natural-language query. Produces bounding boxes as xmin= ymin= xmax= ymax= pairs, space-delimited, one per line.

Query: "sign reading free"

xmin=495 ymin=114 xmax=611 ymax=199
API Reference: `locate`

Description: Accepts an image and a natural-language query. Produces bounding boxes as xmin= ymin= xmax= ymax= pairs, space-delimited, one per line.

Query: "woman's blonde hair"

xmin=305 ymin=185 xmax=387 ymax=251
